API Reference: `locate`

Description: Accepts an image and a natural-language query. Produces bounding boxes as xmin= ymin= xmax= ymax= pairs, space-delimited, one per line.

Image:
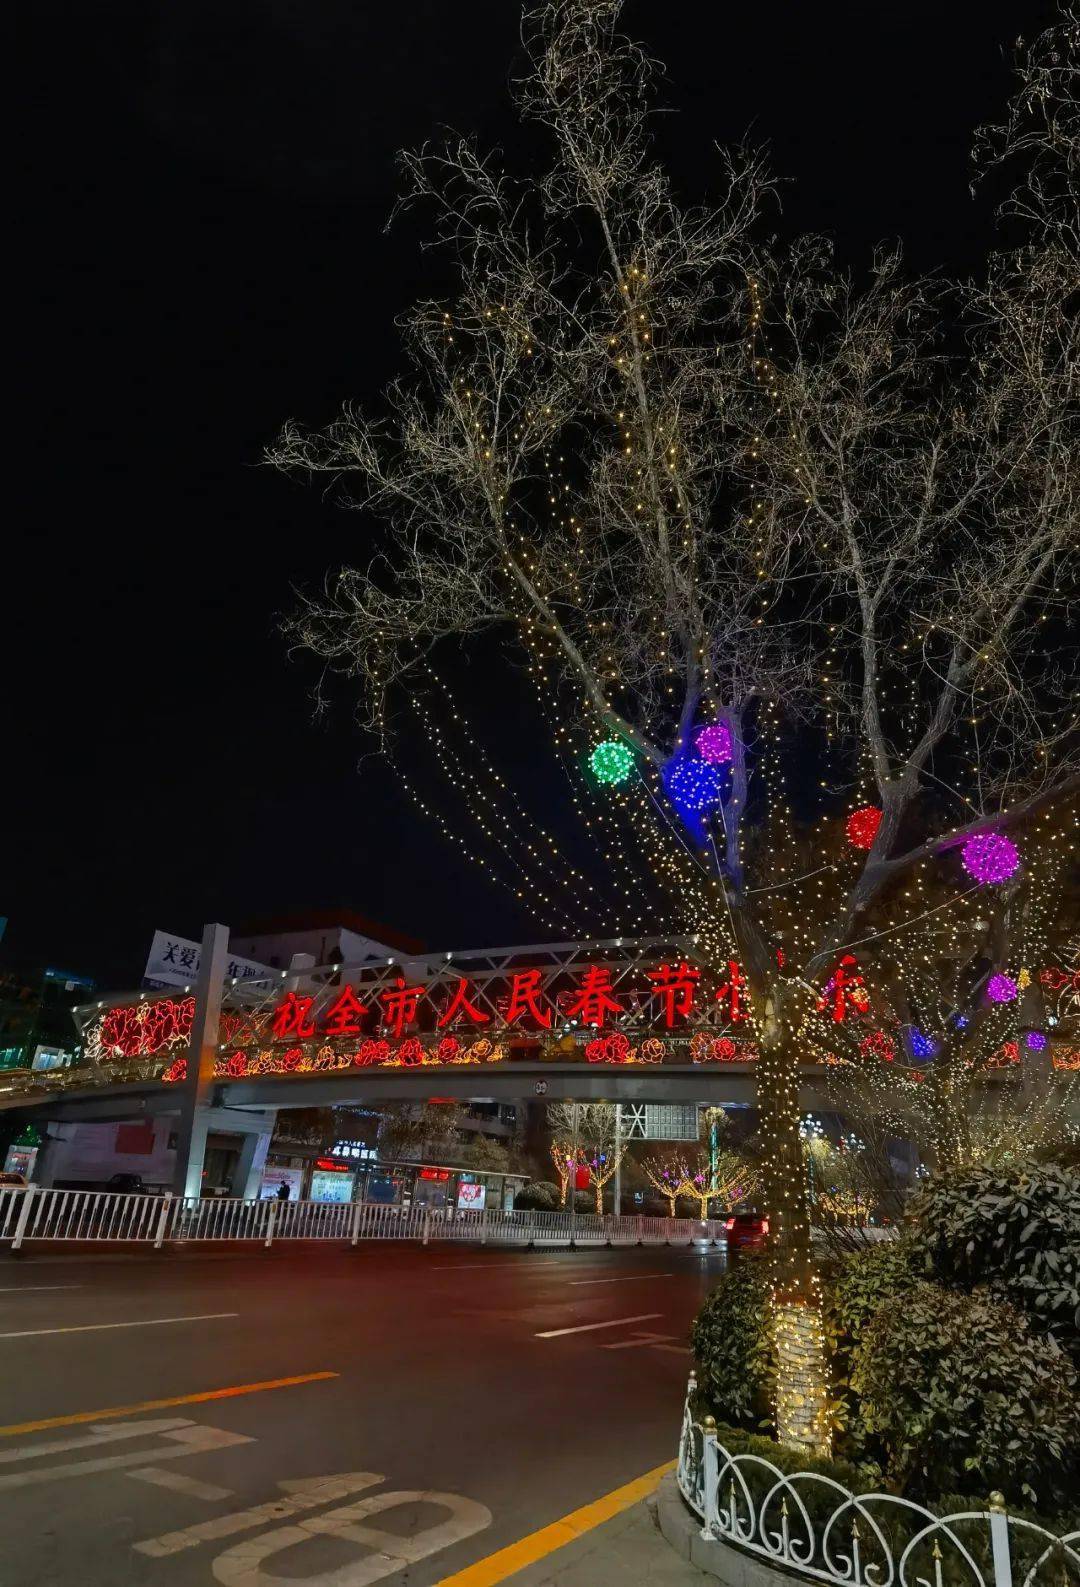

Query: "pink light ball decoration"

xmin=846 ymin=806 xmax=883 ymax=850
xmin=695 ymin=722 xmax=732 ymax=765
xmin=987 ymin=974 xmax=1018 ymax=1004
xmin=961 ymin=831 xmax=1019 ymax=885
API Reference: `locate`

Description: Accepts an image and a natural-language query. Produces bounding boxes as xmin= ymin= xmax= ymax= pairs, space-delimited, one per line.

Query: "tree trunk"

xmin=753 ymin=986 xmax=831 ymax=1455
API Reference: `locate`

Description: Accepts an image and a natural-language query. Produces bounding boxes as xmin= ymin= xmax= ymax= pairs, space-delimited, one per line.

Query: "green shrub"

xmin=908 ymin=1158 xmax=1080 ymax=1355
xmin=690 ymin=1257 xmax=775 ymax=1429
xmin=514 ymin=1180 xmax=560 ymax=1211
xmin=851 ymin=1282 xmax=1080 ymax=1510
xmin=826 ymin=1238 xmax=922 ymax=1458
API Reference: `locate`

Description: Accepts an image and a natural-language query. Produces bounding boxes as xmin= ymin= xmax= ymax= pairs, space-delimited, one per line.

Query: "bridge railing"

xmin=1 ymin=1185 xmax=728 ymax=1252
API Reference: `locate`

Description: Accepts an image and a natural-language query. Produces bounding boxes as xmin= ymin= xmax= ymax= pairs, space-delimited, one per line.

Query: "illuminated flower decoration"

xmin=638 ymin=1038 xmax=665 ymax=1064
xmin=961 ymin=832 xmax=1019 ymax=885
xmin=585 ymin=1036 xmax=608 ymax=1063
xmin=710 ymin=1037 xmax=738 ymax=1062
xmin=225 ymin=1051 xmax=248 ymax=1077
xmin=608 ymin=1032 xmax=632 ymax=1063
xmin=695 ymin=722 xmax=732 ymax=765
xmin=357 ymin=1039 xmax=389 ymax=1066
xmin=690 ymin=1033 xmax=711 ymax=1063
xmin=846 ymin=806 xmax=882 ymax=850
xmin=436 ymin=1036 xmax=460 ymax=1063
xmin=589 ymin=739 xmax=634 ymax=786
xmin=396 ymin=1038 xmax=425 ymax=1066
xmin=279 ymin=1048 xmax=303 ymax=1072
xmin=987 ymin=974 xmax=1018 ymax=1004
xmin=1025 ymin=1031 xmax=1048 ymax=1052
xmin=664 ymin=757 xmax=722 ymax=813
xmin=909 ymin=1029 xmax=936 ymax=1060
xmin=466 ymin=1039 xmax=494 ymax=1062
xmin=161 ymin=1057 xmax=187 ymax=1083
xmin=858 ymin=1030 xmax=896 ymax=1064
xmin=989 ymin=1040 xmax=1021 ymax=1067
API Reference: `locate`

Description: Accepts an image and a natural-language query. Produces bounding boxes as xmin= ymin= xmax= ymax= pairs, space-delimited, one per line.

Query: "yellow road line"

xmin=0 ymin=1371 xmax=339 ymax=1437
xmin=432 ymin=1458 xmax=676 ymax=1587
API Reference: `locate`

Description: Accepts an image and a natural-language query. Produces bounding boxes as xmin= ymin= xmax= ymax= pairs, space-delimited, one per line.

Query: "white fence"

xmin=0 ymin=1186 xmax=726 ymax=1252
xmin=675 ymin=1377 xmax=1078 ymax=1587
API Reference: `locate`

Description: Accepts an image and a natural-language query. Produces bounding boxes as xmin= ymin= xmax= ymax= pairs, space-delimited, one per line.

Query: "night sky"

xmin=10 ymin=0 xmax=1051 ymax=986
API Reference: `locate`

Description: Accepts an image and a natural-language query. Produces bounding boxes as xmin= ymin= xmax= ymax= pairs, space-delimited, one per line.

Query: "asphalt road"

xmin=0 ymin=1242 xmax=724 ymax=1587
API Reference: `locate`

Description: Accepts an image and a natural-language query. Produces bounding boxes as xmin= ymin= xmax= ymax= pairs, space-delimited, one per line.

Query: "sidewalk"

xmin=493 ymin=1489 xmax=708 ymax=1587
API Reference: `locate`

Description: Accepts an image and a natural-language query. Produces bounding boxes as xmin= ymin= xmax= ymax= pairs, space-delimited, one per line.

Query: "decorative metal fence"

xmin=0 ymin=1185 xmax=726 ymax=1252
xmin=675 ymin=1377 xmax=1079 ymax=1587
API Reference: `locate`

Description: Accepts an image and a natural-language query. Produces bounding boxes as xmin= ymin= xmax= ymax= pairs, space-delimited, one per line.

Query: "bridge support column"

xmin=234 ymin=1123 xmax=274 ymax=1199
xmin=171 ymin=922 xmax=229 ymax=1199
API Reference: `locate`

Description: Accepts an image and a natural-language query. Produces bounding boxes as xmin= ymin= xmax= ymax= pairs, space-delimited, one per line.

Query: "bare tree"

xmin=270 ymin=4 xmax=1079 ymax=1449
xmin=375 ymin=1101 xmax=467 ymax=1162
xmin=546 ymin=1100 xmax=624 ymax=1210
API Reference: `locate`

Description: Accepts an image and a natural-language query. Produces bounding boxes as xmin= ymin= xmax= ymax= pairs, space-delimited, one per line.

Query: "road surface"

xmin=0 ymin=1241 xmax=723 ymax=1586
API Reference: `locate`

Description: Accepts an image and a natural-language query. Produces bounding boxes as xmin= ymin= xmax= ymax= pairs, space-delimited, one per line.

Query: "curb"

xmin=653 ymin=1474 xmax=797 ymax=1587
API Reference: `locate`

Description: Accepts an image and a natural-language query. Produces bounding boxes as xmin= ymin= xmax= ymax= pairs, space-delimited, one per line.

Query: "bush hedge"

xmin=851 ymin=1283 xmax=1080 ymax=1511
xmin=514 ymin=1180 xmax=560 ymax=1211
xmin=907 ymin=1159 xmax=1080 ymax=1356
xmin=690 ymin=1256 xmax=775 ymax=1428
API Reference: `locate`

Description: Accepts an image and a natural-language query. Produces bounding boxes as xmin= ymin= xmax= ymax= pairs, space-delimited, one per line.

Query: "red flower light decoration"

xmin=846 ymin=806 xmax=882 ymax=850
xmin=859 ymin=1030 xmax=896 ymax=1063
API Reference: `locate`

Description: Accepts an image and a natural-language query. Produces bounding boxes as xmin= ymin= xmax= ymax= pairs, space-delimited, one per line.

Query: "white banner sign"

xmin=143 ymin=930 xmax=273 ymax=991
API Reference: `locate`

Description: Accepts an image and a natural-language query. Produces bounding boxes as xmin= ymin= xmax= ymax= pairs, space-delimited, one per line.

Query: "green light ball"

xmin=590 ymin=739 xmax=634 ymax=785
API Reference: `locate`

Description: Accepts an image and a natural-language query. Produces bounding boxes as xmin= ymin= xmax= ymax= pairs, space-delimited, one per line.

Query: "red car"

xmin=725 ymin=1213 xmax=769 ymax=1252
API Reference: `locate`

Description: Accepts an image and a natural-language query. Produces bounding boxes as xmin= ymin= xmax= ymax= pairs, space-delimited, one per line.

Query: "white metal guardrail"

xmin=0 ymin=1185 xmax=728 ymax=1252
xmin=675 ymin=1375 xmax=1079 ymax=1587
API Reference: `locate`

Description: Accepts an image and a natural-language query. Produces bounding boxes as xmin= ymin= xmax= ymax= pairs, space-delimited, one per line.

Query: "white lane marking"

xmin=0 ymin=1423 xmax=251 ymax=1490
xmin=602 ymin=1331 xmax=679 ymax=1350
xmin=211 ymin=1485 xmax=492 ymax=1587
xmin=568 ymin=1274 xmax=675 ymax=1286
xmin=136 ymin=1474 xmax=387 ymax=1558
xmin=431 ymin=1260 xmax=575 ymax=1270
xmin=0 ymin=1417 xmax=194 ymax=1463
xmin=0 ymin=1286 xmax=83 ymax=1293
xmin=128 ymin=1466 xmax=234 ymax=1501
xmin=535 ymin=1312 xmax=664 ymax=1338
xmin=0 ymin=1312 xmax=237 ymax=1339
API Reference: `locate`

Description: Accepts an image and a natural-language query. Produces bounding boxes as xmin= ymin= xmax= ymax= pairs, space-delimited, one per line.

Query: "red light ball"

xmin=846 ymin=806 xmax=882 ymax=850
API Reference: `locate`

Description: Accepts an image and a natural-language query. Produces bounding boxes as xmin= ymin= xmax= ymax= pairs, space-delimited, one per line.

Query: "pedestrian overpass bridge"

xmin=1 ymin=934 xmax=1064 ymax=1137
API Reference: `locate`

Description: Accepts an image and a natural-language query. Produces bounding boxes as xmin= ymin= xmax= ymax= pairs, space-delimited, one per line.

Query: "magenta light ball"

xmin=1026 ymin=1031 xmax=1048 ymax=1051
xmin=961 ymin=832 xmax=1019 ymax=885
xmin=695 ymin=722 xmax=732 ymax=765
xmin=987 ymin=974 xmax=1018 ymax=1004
